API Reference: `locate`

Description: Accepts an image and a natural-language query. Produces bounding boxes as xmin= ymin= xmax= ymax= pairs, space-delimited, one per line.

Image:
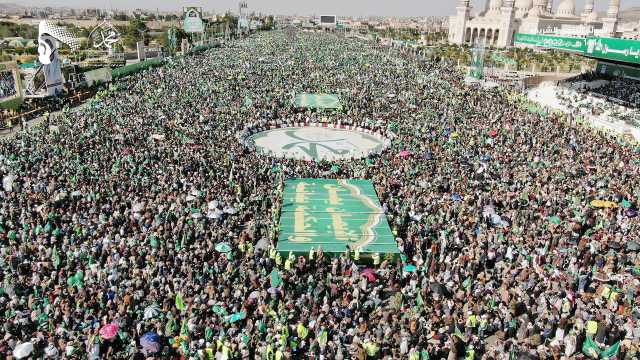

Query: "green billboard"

xmin=585 ymin=38 xmax=640 ymax=65
xmin=514 ymin=33 xmax=587 ymax=53
xmin=514 ymin=33 xmax=640 ymax=65
xmin=277 ymin=179 xmax=399 ymax=259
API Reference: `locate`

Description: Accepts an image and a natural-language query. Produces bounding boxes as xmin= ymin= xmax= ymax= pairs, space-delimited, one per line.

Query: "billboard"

xmin=183 ymin=7 xmax=204 ymax=33
xmin=0 ymin=62 xmax=22 ymax=108
xmin=585 ymin=38 xmax=640 ymax=65
xmin=320 ymin=15 xmax=337 ymax=27
xmin=514 ymin=33 xmax=587 ymax=53
xmin=514 ymin=33 xmax=640 ymax=65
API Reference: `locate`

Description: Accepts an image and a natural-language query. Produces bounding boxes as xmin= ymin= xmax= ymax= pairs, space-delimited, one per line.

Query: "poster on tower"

xmin=183 ymin=7 xmax=204 ymax=33
xmin=469 ymin=41 xmax=485 ymax=79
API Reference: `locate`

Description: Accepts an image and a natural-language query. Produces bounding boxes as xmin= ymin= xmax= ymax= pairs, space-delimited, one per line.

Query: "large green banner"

xmin=514 ymin=33 xmax=587 ymax=53
xmin=514 ymin=33 xmax=640 ymax=65
xmin=277 ymin=179 xmax=399 ymax=258
xmin=585 ymin=38 xmax=640 ymax=65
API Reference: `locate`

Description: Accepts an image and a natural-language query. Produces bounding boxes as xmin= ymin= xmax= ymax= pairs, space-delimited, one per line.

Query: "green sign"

xmin=277 ymin=179 xmax=399 ymax=258
xmin=514 ymin=33 xmax=587 ymax=53
xmin=514 ymin=33 xmax=640 ymax=65
xmin=183 ymin=7 xmax=204 ymax=33
xmin=585 ymin=37 xmax=640 ymax=65
xmin=492 ymin=53 xmax=516 ymax=66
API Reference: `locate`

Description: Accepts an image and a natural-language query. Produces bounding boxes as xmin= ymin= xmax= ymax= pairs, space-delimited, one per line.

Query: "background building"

xmin=449 ymin=0 xmax=622 ymax=47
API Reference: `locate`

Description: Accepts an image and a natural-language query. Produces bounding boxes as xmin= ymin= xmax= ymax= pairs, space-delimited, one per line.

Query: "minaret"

xmin=451 ymin=0 xmax=471 ymax=44
xmin=546 ymin=0 xmax=553 ymax=13
xmin=528 ymin=0 xmax=547 ymax=17
xmin=607 ymin=0 xmax=621 ymax=17
xmin=498 ymin=0 xmax=516 ymax=47
xmin=603 ymin=0 xmax=620 ymax=36
xmin=582 ymin=0 xmax=594 ymax=17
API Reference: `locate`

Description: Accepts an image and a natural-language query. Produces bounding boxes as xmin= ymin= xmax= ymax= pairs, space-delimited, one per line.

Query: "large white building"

xmin=449 ymin=0 xmax=622 ymax=47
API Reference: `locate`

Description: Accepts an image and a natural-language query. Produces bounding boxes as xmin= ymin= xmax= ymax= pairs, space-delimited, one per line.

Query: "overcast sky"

xmin=8 ymin=0 xmax=640 ymax=17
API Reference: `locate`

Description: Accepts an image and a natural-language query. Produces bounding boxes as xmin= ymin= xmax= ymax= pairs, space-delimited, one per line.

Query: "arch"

xmin=465 ymin=27 xmax=472 ymax=44
xmin=486 ymin=29 xmax=493 ymax=46
xmin=493 ymin=29 xmax=500 ymax=46
xmin=471 ymin=28 xmax=479 ymax=44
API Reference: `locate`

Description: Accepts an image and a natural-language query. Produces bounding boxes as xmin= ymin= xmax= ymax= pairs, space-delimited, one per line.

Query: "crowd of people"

xmin=568 ymin=72 xmax=640 ymax=109
xmin=1 ymin=31 xmax=639 ymax=359
xmin=0 ymin=70 xmax=17 ymax=100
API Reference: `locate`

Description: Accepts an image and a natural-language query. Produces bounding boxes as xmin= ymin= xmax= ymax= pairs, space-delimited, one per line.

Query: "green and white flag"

xmin=175 ymin=293 xmax=186 ymax=311
xmin=582 ymin=337 xmax=621 ymax=359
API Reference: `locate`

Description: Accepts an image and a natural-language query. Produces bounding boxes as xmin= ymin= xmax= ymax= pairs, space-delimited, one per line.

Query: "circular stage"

xmin=249 ymin=125 xmax=389 ymax=161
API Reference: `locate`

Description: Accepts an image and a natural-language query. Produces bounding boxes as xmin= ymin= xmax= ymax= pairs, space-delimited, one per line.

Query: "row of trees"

xmin=422 ymin=45 xmax=592 ymax=73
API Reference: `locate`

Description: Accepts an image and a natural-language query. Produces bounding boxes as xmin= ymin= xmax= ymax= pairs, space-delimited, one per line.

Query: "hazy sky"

xmin=9 ymin=0 xmax=640 ymax=17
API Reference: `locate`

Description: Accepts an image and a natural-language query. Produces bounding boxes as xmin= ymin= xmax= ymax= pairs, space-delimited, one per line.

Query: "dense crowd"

xmin=0 ymin=70 xmax=17 ymax=100
xmin=1 ymin=31 xmax=639 ymax=359
xmin=565 ymin=72 xmax=640 ymax=109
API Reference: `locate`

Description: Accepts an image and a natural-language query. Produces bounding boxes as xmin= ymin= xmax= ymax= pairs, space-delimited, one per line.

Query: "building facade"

xmin=449 ymin=0 xmax=622 ymax=47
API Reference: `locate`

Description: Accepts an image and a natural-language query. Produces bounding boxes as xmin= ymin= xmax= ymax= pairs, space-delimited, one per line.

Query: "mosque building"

xmin=449 ymin=0 xmax=622 ymax=47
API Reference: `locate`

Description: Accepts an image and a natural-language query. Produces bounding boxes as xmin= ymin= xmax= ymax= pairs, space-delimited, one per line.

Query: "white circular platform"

xmin=249 ymin=126 xmax=388 ymax=161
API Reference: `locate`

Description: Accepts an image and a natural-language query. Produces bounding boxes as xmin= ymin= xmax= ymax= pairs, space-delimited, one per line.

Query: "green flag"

xmin=67 ymin=271 xmax=84 ymax=288
xmin=175 ymin=293 xmax=186 ymax=311
xmin=296 ymin=323 xmax=308 ymax=339
xmin=270 ymin=269 xmax=283 ymax=287
xmin=318 ymin=330 xmax=328 ymax=347
xmin=165 ymin=317 xmax=175 ymax=336
xmin=53 ymin=246 xmax=61 ymax=269
xmin=582 ymin=336 xmax=601 ymax=358
xmin=600 ymin=341 xmax=621 ymax=359
xmin=180 ymin=319 xmax=189 ymax=336
xmin=227 ymin=311 xmax=246 ymax=323
xmin=421 ymin=350 xmax=430 ymax=360
xmin=453 ymin=325 xmax=464 ymax=340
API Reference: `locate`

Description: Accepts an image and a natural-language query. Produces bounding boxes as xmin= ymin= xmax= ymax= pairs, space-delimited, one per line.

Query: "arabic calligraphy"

xmin=89 ymin=21 xmax=121 ymax=50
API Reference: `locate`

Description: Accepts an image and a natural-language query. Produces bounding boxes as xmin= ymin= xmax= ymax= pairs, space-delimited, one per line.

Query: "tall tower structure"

xmin=498 ymin=0 xmax=516 ymax=46
xmin=528 ymin=0 xmax=547 ymax=17
xmin=603 ymin=0 xmax=620 ymax=36
xmin=582 ymin=0 xmax=594 ymax=17
xmin=451 ymin=0 xmax=471 ymax=44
